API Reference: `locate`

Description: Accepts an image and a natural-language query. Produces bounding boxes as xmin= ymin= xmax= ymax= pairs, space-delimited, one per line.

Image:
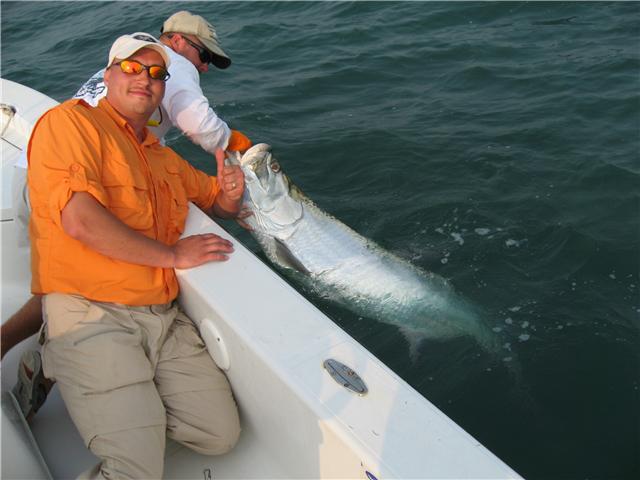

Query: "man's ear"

xmin=170 ymin=34 xmax=182 ymax=49
xmin=103 ymin=67 xmax=111 ymax=87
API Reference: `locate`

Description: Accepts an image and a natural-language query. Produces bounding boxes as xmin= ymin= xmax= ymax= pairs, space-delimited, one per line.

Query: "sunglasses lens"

xmin=120 ymin=60 xmax=143 ymax=74
xmin=199 ymin=51 xmax=212 ymax=64
xmin=149 ymin=66 xmax=169 ymax=80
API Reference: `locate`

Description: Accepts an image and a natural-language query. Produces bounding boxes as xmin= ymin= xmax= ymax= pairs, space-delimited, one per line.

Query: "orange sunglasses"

xmin=112 ymin=60 xmax=170 ymax=81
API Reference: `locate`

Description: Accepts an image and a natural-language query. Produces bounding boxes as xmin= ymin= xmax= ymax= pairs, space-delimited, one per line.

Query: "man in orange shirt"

xmin=4 ymin=11 xmax=253 ymax=420
xmin=27 ymin=34 xmax=241 ymax=478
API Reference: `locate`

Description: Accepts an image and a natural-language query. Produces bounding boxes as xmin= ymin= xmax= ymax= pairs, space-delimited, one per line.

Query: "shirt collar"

xmin=97 ymin=98 xmax=160 ymax=147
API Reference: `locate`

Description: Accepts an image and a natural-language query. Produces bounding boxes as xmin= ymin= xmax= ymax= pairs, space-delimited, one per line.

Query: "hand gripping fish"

xmin=226 ymin=144 xmax=499 ymax=359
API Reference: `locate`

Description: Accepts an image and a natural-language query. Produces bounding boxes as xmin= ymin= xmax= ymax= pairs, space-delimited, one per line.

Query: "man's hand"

xmin=216 ymin=148 xmax=244 ymax=201
xmin=212 ymin=148 xmax=244 ymax=218
xmin=171 ymin=233 xmax=234 ymax=269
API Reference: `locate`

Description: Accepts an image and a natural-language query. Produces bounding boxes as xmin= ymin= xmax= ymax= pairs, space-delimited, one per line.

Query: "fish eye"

xmin=270 ymin=161 xmax=281 ymax=173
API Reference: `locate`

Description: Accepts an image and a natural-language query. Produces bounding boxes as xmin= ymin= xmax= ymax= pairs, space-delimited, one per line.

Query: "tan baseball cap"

xmin=107 ymin=32 xmax=170 ymax=68
xmin=161 ymin=11 xmax=231 ymax=69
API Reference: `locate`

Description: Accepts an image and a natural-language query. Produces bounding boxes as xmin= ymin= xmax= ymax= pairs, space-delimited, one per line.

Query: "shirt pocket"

xmin=102 ymin=167 xmax=154 ymax=232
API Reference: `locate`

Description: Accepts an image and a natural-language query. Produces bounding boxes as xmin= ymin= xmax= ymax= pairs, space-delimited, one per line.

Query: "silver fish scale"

xmin=284 ymin=201 xmax=444 ymax=311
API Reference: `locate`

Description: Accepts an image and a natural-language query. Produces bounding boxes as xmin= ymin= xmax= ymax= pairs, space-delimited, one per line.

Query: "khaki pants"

xmin=41 ymin=293 xmax=240 ymax=479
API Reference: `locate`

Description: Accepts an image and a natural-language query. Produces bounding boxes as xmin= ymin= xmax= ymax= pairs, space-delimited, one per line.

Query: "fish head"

xmin=227 ymin=143 xmax=303 ymax=236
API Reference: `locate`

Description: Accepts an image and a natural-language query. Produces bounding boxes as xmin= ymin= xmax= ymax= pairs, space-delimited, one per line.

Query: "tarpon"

xmin=227 ymin=144 xmax=499 ymax=358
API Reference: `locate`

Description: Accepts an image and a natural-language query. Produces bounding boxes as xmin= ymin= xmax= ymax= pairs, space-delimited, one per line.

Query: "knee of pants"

xmin=171 ymin=411 xmax=241 ymax=456
xmin=200 ymin=412 xmax=241 ymax=456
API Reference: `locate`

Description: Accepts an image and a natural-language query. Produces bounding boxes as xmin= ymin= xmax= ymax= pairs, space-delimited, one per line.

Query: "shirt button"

xmin=71 ymin=164 xmax=80 ymax=172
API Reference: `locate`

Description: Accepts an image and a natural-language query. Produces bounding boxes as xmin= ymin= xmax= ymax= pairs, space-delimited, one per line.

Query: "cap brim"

xmin=199 ymin=38 xmax=231 ymax=69
xmin=210 ymin=53 xmax=231 ymax=69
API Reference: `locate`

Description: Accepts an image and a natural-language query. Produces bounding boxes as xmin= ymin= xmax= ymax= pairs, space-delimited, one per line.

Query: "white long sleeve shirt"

xmin=73 ymin=46 xmax=231 ymax=155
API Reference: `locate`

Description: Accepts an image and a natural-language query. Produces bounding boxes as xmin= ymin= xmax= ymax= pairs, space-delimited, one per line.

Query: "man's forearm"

xmin=61 ymin=192 xmax=175 ymax=268
xmin=164 ymin=73 xmax=230 ymax=155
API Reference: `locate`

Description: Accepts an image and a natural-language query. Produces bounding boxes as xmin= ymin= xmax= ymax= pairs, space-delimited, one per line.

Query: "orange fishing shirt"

xmin=27 ymin=98 xmax=220 ymax=305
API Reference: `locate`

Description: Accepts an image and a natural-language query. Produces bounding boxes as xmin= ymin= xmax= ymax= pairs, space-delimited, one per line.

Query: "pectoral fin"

xmin=274 ymin=238 xmax=310 ymax=274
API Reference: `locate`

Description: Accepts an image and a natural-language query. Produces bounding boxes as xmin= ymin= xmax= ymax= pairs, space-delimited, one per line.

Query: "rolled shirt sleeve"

xmin=28 ymin=104 xmax=108 ymax=228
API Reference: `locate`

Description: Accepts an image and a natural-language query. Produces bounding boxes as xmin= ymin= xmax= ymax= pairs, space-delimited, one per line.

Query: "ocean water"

xmin=2 ymin=1 xmax=639 ymax=478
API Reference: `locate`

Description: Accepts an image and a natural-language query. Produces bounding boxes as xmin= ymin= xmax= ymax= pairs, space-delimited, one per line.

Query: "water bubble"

xmin=506 ymin=239 xmax=527 ymax=248
xmin=518 ymin=334 xmax=531 ymax=342
xmin=451 ymin=232 xmax=464 ymax=246
xmin=505 ymin=317 xmax=513 ymax=325
xmin=474 ymin=228 xmax=491 ymax=236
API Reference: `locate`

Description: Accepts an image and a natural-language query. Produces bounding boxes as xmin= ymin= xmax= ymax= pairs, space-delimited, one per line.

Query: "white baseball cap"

xmin=161 ymin=11 xmax=231 ymax=69
xmin=107 ymin=32 xmax=171 ymax=68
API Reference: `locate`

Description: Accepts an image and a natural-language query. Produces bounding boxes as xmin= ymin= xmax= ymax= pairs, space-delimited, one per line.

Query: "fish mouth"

xmin=228 ymin=143 xmax=303 ymax=231
xmin=228 ymin=143 xmax=272 ymax=169
xmin=226 ymin=143 xmax=274 ymax=190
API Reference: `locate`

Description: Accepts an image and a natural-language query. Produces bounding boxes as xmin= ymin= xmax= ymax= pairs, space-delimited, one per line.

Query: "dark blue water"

xmin=2 ymin=2 xmax=639 ymax=478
